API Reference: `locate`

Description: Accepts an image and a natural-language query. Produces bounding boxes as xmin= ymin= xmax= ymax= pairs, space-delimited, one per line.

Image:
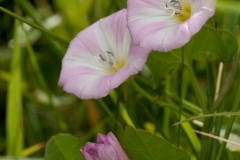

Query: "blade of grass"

xmin=110 ymin=90 xmax=135 ymax=129
xmin=165 ymin=90 xmax=202 ymax=114
xmin=180 ymin=115 xmax=201 ymax=157
xmin=194 ymin=130 xmax=240 ymax=147
xmin=95 ymin=99 xmax=123 ymax=131
xmin=22 ymin=142 xmax=46 ymax=156
xmin=14 ymin=0 xmax=64 ymax=59
xmin=173 ymin=112 xmax=240 ymax=126
xmin=22 ymin=23 xmax=68 ymax=131
xmin=132 ymin=80 xmax=202 ymax=115
xmin=177 ymin=47 xmax=184 ymax=147
xmin=6 ymin=19 xmax=24 ymax=156
xmin=187 ymin=64 xmax=207 ymax=113
xmin=216 ymin=69 xmax=240 ymax=159
xmin=0 ymin=6 xmax=69 ymax=48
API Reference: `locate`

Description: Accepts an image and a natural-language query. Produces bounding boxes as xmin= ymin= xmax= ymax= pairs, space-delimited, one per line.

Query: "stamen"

xmin=98 ymin=50 xmax=126 ymax=74
xmin=99 ymin=54 xmax=107 ymax=62
xmin=165 ymin=0 xmax=182 ymax=16
xmin=165 ymin=0 xmax=191 ymax=23
xmin=99 ymin=51 xmax=115 ymax=66
xmin=106 ymin=51 xmax=114 ymax=56
xmin=170 ymin=0 xmax=182 ymax=11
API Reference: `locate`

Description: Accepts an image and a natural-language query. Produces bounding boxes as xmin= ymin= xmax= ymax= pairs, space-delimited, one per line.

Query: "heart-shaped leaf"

xmin=120 ymin=126 xmax=191 ymax=160
xmin=45 ymin=134 xmax=85 ymax=160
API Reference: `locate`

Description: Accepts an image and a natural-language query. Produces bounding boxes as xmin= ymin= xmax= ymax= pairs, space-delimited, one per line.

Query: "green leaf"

xmin=45 ymin=134 xmax=85 ymax=160
xmin=184 ymin=28 xmax=222 ymax=62
xmin=216 ymin=1 xmax=240 ymax=14
xmin=6 ymin=19 xmax=24 ymax=157
xmin=146 ymin=50 xmax=181 ymax=89
xmin=221 ymin=10 xmax=238 ymax=62
xmin=120 ymin=126 xmax=191 ymax=160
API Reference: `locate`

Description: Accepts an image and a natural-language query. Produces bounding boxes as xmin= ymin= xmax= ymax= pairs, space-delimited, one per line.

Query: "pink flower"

xmin=58 ymin=9 xmax=150 ymax=99
xmin=80 ymin=132 xmax=129 ymax=160
xmin=127 ymin=0 xmax=216 ymax=52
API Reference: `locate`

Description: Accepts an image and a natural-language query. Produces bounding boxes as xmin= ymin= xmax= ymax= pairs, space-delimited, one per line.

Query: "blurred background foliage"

xmin=0 ymin=0 xmax=240 ymax=159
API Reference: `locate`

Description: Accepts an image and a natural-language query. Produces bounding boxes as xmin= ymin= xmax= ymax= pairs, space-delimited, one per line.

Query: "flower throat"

xmin=99 ymin=51 xmax=125 ymax=74
xmin=166 ymin=0 xmax=191 ymax=23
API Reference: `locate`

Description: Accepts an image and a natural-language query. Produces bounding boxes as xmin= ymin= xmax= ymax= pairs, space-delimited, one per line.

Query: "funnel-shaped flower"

xmin=58 ymin=9 xmax=150 ymax=99
xmin=127 ymin=0 xmax=216 ymax=52
xmin=80 ymin=132 xmax=129 ymax=160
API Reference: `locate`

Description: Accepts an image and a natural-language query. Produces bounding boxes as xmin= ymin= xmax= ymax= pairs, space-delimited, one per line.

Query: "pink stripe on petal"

xmin=98 ymin=144 xmax=118 ymax=160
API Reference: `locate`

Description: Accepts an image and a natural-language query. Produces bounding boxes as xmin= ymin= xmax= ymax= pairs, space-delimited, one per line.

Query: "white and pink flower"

xmin=58 ymin=9 xmax=150 ymax=99
xmin=127 ymin=0 xmax=216 ymax=52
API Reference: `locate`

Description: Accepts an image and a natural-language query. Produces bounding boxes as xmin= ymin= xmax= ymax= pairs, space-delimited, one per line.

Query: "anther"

xmin=99 ymin=54 xmax=107 ymax=62
xmin=99 ymin=51 xmax=115 ymax=66
xmin=165 ymin=0 xmax=182 ymax=15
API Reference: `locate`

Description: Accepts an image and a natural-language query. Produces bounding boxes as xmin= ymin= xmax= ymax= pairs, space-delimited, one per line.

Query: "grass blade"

xmin=173 ymin=112 xmax=240 ymax=126
xmin=6 ymin=19 xmax=24 ymax=156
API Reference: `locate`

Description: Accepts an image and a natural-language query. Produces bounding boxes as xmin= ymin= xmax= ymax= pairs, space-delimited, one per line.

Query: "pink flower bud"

xmin=80 ymin=132 xmax=129 ymax=160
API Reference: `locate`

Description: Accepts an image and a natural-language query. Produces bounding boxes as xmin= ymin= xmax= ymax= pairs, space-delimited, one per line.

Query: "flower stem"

xmin=177 ymin=47 xmax=184 ymax=147
xmin=96 ymin=99 xmax=123 ymax=131
xmin=0 ymin=6 xmax=69 ymax=48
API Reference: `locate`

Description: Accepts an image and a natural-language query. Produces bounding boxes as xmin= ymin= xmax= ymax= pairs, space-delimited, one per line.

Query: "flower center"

xmin=165 ymin=0 xmax=191 ymax=23
xmin=99 ymin=51 xmax=126 ymax=74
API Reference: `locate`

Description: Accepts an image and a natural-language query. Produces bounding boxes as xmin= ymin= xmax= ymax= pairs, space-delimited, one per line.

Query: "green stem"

xmin=0 ymin=6 xmax=69 ymax=48
xmin=210 ymin=100 xmax=226 ymax=160
xmin=187 ymin=64 xmax=207 ymax=113
xmin=216 ymin=72 xmax=240 ymax=160
xmin=132 ymin=80 xmax=202 ymax=115
xmin=113 ymin=88 xmax=120 ymax=135
xmin=200 ymin=119 xmax=212 ymax=160
xmin=165 ymin=90 xmax=202 ymax=114
xmin=131 ymin=80 xmax=157 ymax=101
xmin=96 ymin=99 xmax=123 ymax=131
xmin=177 ymin=47 xmax=184 ymax=146
xmin=142 ymin=105 xmax=169 ymax=141
xmin=6 ymin=18 xmax=24 ymax=157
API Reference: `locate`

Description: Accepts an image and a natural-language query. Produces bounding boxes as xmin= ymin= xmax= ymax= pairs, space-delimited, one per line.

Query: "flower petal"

xmin=98 ymin=144 xmax=118 ymax=160
xmin=106 ymin=132 xmax=129 ymax=160
xmin=80 ymin=142 xmax=98 ymax=160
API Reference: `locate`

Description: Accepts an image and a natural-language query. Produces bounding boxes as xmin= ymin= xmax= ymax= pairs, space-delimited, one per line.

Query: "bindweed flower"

xmin=80 ymin=132 xmax=129 ymax=160
xmin=127 ymin=0 xmax=216 ymax=52
xmin=58 ymin=9 xmax=150 ymax=99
